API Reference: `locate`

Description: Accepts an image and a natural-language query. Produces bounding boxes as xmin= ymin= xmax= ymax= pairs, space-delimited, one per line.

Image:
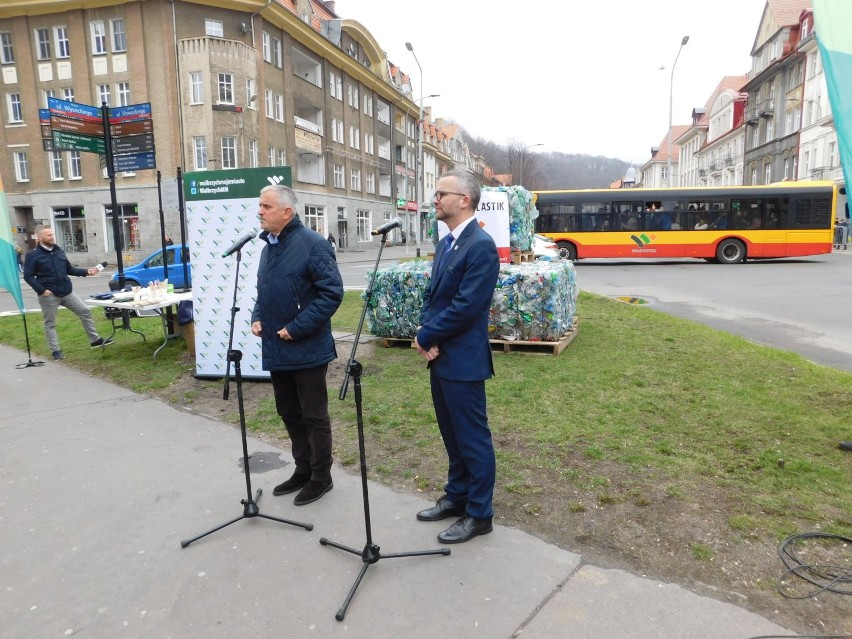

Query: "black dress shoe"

xmin=294 ymin=478 xmax=333 ymax=505
xmin=416 ymin=495 xmax=467 ymax=521
xmin=840 ymin=441 xmax=852 ymax=452
xmin=272 ymin=472 xmax=310 ymax=496
xmin=437 ymin=516 xmax=493 ymax=544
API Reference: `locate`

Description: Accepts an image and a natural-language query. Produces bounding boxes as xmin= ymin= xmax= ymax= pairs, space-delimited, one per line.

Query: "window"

xmin=248 ymin=139 xmax=259 ymax=168
xmin=333 ymin=163 xmax=344 ymax=188
xmin=189 ymin=71 xmax=203 ymax=104
xmin=53 ymin=207 xmax=88 ymax=252
xmin=105 ymin=203 xmax=140 ymax=251
xmin=13 ymin=151 xmax=28 ymax=181
xmin=263 ymin=33 xmax=272 ymax=62
xmin=363 ymin=94 xmax=373 ymax=117
xmin=365 ymin=172 xmax=375 ymax=194
xmin=62 ymin=87 xmax=74 ymax=101
xmin=116 ymin=82 xmax=130 ymax=107
xmin=349 ymin=125 xmax=360 ymax=150
xmin=264 ymin=90 xmax=273 ymax=118
xmin=766 ymin=119 xmax=774 ymax=141
xmin=111 ymin=19 xmax=126 ymax=52
xmin=68 ymin=150 xmax=82 ymax=179
xmin=347 ymin=84 xmax=359 ymax=108
xmin=783 ymin=158 xmax=790 ymax=180
xmin=331 ymin=118 xmax=343 ymax=143
xmin=271 ymin=37 xmax=281 ymax=68
xmin=205 ymin=19 xmax=223 ymax=38
xmin=329 ymin=71 xmax=342 ymax=100
xmin=274 ymin=93 xmax=283 ymax=122
xmin=193 ymin=136 xmax=207 ymax=170
xmin=91 ymin=21 xmax=106 ymax=54
xmin=365 ymin=133 xmax=374 ymax=155
xmin=356 ymin=209 xmax=371 ymax=241
xmin=303 ymin=205 xmax=325 ymax=235
xmin=97 ymin=84 xmax=110 ymax=106
xmin=36 ymin=28 xmax=51 ymax=59
xmin=246 ymin=77 xmax=256 ymax=109
xmin=828 ymin=141 xmax=836 ymax=168
xmin=351 ymin=168 xmax=361 ymax=191
xmin=1 ymin=33 xmax=14 ymax=64
xmin=54 ymin=26 xmax=69 ymax=58
xmin=221 ymin=137 xmax=236 ymax=169
xmin=7 ymin=93 xmax=22 ymax=123
xmin=217 ymin=73 xmax=233 ymax=104
xmin=49 ymin=151 xmax=64 ymax=180
xmin=804 ymin=151 xmax=811 ymax=177
xmin=277 ymin=149 xmax=286 ymax=166
xmin=764 ymin=163 xmax=771 ymax=184
xmin=267 ymin=146 xmax=275 ymax=166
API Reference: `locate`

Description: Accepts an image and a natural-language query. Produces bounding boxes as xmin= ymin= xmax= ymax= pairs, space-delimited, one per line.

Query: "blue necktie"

xmin=438 ymin=233 xmax=453 ymax=271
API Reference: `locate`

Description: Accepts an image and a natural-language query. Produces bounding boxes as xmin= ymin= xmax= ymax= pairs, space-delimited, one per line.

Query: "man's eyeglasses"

xmin=433 ymin=190 xmax=467 ymax=201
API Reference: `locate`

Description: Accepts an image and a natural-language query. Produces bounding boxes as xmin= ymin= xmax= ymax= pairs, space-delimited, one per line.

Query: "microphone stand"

xmin=320 ymin=229 xmax=449 ymax=621
xmin=181 ymin=245 xmax=313 ymax=547
xmin=15 ymin=311 xmax=45 ymax=369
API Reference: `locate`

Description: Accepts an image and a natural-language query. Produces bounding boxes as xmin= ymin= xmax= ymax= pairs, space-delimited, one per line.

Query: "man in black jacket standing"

xmin=23 ymin=227 xmax=112 ymax=361
xmin=251 ymin=185 xmax=343 ymax=506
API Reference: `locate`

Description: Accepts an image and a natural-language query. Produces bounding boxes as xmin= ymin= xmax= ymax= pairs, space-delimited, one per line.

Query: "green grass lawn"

xmin=2 ymin=290 xmax=850 ymax=542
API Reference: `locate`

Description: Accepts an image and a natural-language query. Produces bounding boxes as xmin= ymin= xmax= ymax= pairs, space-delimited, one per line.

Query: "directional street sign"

xmin=109 ymin=102 xmax=152 ymax=122
xmin=110 ymin=118 xmax=153 ymax=137
xmin=112 ymin=132 xmax=155 ymax=155
xmin=51 ymin=114 xmax=104 ymax=136
xmin=52 ymin=129 xmax=105 ymax=154
xmin=47 ymin=96 xmax=101 ymax=122
xmin=112 ymin=151 xmax=156 ymax=172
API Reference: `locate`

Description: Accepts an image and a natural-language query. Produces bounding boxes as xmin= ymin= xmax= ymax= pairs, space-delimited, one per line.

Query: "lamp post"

xmin=667 ymin=35 xmax=689 ymax=188
xmin=405 ymin=41 xmax=436 ymax=252
xmin=518 ymin=143 xmax=543 ymax=186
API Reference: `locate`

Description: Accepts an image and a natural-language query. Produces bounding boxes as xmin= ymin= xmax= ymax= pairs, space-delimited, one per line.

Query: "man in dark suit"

xmin=414 ymin=169 xmax=500 ymax=544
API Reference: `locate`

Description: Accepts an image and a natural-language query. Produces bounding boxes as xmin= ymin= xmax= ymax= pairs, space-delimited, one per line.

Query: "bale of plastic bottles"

xmin=424 ymin=185 xmax=539 ymax=251
xmin=364 ymin=259 xmax=577 ymax=342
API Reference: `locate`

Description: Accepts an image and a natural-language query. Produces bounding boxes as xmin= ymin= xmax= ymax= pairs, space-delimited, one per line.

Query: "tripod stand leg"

xmin=181 ymin=513 xmax=246 ymax=548
xmin=335 ymin=561 xmax=370 ymax=621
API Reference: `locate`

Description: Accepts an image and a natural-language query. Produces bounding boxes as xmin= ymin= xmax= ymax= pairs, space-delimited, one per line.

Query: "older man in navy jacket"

xmin=415 ymin=170 xmax=500 ymax=544
xmin=251 ymin=184 xmax=343 ymax=506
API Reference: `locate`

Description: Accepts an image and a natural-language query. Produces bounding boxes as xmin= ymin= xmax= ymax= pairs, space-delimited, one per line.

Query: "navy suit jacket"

xmin=417 ymin=220 xmax=500 ymax=382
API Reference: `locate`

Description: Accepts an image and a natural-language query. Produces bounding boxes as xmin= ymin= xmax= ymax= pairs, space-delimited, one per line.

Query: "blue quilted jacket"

xmin=251 ymin=217 xmax=343 ymax=371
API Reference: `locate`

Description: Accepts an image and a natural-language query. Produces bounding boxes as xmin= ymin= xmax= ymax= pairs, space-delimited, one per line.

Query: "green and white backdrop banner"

xmin=183 ymin=167 xmax=292 ymax=378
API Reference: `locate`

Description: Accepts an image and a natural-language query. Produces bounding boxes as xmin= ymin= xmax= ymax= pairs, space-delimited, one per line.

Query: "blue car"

xmin=109 ymin=244 xmax=192 ymax=291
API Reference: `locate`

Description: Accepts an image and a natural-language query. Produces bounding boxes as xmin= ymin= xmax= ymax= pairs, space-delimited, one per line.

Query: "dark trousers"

xmin=430 ymin=370 xmax=496 ymax=519
xmin=271 ymin=365 xmax=333 ymax=482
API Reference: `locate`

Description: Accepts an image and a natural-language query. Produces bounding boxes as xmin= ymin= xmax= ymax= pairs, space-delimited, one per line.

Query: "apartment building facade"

xmin=0 ymin=0 xmax=481 ymax=262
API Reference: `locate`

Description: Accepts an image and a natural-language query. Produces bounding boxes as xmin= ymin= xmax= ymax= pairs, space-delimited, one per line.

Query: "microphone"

xmin=222 ymin=231 xmax=257 ymax=257
xmin=370 ymin=217 xmax=402 ymax=236
xmin=93 ymin=261 xmax=108 ymax=272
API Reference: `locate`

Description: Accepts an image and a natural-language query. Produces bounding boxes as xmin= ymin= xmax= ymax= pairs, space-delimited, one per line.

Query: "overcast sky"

xmin=340 ymin=0 xmax=768 ymax=165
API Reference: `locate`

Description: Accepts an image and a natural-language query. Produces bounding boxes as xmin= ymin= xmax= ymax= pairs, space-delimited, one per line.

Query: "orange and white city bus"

xmin=534 ymin=182 xmax=838 ymax=263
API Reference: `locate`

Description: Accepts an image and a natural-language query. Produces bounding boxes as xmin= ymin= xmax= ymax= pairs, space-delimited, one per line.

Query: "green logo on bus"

xmin=630 ymin=233 xmax=656 ymax=247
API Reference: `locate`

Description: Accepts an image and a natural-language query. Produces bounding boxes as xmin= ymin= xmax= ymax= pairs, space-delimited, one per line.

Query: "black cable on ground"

xmin=776 ymin=532 xmax=852 ymax=599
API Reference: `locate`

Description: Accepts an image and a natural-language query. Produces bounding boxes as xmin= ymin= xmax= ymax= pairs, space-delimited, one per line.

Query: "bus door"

xmin=612 ymin=201 xmax=644 ymax=257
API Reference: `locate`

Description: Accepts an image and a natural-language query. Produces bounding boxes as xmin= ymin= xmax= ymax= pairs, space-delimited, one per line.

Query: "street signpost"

xmin=51 ymin=129 xmax=106 ymax=154
xmin=112 ymin=133 xmax=155 ymax=155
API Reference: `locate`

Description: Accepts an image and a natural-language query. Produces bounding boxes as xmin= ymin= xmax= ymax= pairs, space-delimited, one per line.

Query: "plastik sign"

xmin=183 ymin=167 xmax=293 ymax=201
xmin=436 ymin=190 xmax=511 ymax=263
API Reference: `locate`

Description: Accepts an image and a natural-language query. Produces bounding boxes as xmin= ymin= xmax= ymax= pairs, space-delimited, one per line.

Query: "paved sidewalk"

xmin=0 ymin=344 xmax=799 ymax=638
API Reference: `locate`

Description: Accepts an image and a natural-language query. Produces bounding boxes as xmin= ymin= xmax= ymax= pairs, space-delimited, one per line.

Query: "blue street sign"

xmin=47 ymin=96 xmax=101 ymax=122
xmin=113 ymin=151 xmax=156 ymax=172
xmin=109 ymin=102 xmax=152 ymax=122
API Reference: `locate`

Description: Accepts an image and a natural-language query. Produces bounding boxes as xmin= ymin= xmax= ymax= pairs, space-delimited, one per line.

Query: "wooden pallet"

xmin=489 ymin=319 xmax=578 ymax=355
xmin=510 ymin=250 xmax=535 ymax=265
xmin=379 ymin=318 xmax=579 ymax=356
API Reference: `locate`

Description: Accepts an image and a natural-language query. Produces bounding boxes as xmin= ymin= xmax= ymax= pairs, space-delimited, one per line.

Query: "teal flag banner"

xmin=0 ymin=173 xmax=24 ymax=311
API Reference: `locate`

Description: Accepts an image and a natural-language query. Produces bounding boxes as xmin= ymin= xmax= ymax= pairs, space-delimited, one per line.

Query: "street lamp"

xmin=518 ymin=143 xmax=543 ymax=186
xmin=405 ymin=41 xmax=437 ymax=252
xmin=667 ymin=35 xmax=689 ymax=188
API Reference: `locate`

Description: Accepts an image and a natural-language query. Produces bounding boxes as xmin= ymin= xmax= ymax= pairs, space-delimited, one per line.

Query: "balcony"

xmin=757 ymin=100 xmax=774 ymax=117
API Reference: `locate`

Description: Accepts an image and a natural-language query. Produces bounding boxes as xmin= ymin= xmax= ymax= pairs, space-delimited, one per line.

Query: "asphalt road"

xmin=4 ymin=248 xmax=852 ymax=372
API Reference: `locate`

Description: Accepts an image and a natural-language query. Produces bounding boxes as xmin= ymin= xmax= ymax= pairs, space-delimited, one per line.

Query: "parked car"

xmin=109 ymin=244 xmax=192 ymax=290
xmin=533 ymin=234 xmax=560 ymax=261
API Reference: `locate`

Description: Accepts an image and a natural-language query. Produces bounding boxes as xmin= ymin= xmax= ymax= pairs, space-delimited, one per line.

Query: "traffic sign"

xmin=51 ymin=114 xmax=104 ymax=136
xmin=47 ymin=96 xmax=101 ymax=122
xmin=112 ymin=133 xmax=155 ymax=155
xmin=52 ymin=129 xmax=105 ymax=154
xmin=110 ymin=118 xmax=153 ymax=137
xmin=112 ymin=152 xmax=156 ymax=172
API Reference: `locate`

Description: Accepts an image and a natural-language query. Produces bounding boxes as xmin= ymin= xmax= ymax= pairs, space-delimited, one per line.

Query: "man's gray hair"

xmin=261 ymin=184 xmax=298 ymax=209
xmin=441 ymin=169 xmax=481 ymax=211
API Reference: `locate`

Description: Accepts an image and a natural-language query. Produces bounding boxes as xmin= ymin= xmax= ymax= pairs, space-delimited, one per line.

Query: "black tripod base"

xmin=181 ymin=488 xmax=313 ymax=548
xmin=16 ymin=359 xmax=45 ymax=369
xmin=319 ymin=538 xmax=450 ymax=621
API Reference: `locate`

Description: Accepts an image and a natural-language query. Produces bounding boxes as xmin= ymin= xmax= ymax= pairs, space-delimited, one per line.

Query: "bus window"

xmin=764 ymin=198 xmax=787 ymax=228
xmin=731 ymin=198 xmax=763 ymax=229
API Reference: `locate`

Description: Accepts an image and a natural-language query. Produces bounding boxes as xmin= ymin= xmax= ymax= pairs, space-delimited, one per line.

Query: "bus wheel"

xmin=716 ymin=238 xmax=746 ymax=264
xmin=557 ymin=242 xmax=576 ymax=261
